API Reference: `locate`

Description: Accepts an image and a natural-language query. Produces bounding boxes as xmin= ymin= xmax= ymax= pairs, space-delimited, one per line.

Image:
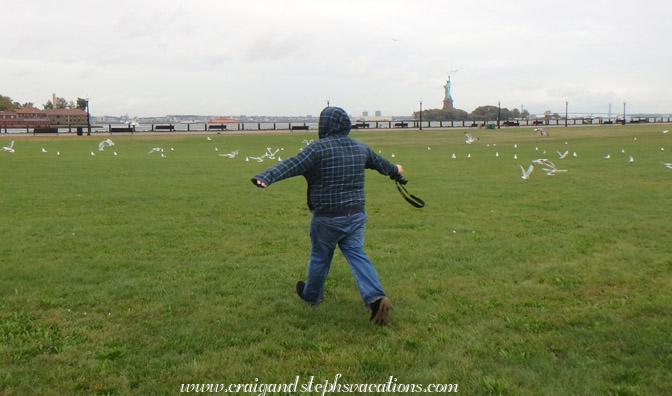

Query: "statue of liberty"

xmin=444 ymin=76 xmax=452 ymax=100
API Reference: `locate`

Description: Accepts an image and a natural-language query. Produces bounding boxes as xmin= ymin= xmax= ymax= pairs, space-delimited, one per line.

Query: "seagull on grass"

xmin=1 ymin=140 xmax=14 ymax=153
xmin=98 ymin=138 xmax=115 ymax=151
xmin=520 ymin=164 xmax=534 ymax=180
xmin=604 ymin=154 xmax=611 ymax=159
xmin=663 ymin=130 xmax=669 ymax=134
xmin=41 ymin=147 xmax=48 ymax=153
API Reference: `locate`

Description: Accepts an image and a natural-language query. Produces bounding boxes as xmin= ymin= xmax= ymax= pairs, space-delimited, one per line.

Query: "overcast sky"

xmin=3 ymin=0 xmax=671 ymax=117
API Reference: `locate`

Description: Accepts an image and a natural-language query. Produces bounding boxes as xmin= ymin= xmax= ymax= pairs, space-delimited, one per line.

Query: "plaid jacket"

xmin=252 ymin=107 xmax=399 ymax=213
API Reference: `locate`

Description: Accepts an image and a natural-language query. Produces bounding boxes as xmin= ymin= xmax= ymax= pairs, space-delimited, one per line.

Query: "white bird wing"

xmin=520 ymin=164 xmax=534 ymax=179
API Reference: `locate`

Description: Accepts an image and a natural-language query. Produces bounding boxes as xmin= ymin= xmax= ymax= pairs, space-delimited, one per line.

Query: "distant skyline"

xmin=3 ymin=0 xmax=671 ymax=117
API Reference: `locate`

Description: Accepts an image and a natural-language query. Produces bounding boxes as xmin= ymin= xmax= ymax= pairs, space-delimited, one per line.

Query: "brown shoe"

xmin=369 ymin=297 xmax=391 ymax=325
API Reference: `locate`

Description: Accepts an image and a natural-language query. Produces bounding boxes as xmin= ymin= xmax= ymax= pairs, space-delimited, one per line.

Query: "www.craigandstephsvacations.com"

xmin=180 ymin=374 xmax=458 ymax=394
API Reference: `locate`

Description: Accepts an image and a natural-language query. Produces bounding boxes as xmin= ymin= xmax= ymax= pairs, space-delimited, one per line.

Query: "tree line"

xmin=0 ymin=94 xmax=88 ymax=112
xmin=413 ymin=106 xmax=550 ymax=121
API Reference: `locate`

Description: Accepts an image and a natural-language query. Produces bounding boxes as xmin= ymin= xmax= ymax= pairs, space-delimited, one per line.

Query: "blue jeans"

xmin=300 ymin=212 xmax=386 ymax=306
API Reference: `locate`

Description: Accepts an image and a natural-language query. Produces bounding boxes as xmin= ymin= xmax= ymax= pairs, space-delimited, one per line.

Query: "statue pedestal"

xmin=443 ymin=98 xmax=454 ymax=110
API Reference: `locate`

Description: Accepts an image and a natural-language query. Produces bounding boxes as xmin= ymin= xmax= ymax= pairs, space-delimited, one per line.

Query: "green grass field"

xmin=1 ymin=125 xmax=671 ymax=396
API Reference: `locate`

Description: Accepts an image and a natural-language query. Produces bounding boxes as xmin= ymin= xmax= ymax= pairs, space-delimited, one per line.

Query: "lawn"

xmin=1 ymin=125 xmax=671 ymax=395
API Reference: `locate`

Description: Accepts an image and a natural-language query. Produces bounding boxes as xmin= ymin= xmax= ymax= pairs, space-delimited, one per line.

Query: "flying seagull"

xmin=464 ymin=133 xmax=479 ymax=144
xmin=556 ymin=150 xmax=569 ymax=159
xmin=532 ymin=158 xmax=567 ymax=176
xmin=148 ymin=147 xmax=164 ymax=154
xmin=661 ymin=162 xmax=672 ymax=170
xmin=265 ymin=147 xmax=283 ymax=159
xmin=98 ymin=138 xmax=115 ymax=151
xmin=1 ymin=140 xmax=14 ymax=153
xmin=534 ymin=128 xmax=549 ymax=136
xmin=219 ymin=149 xmax=239 ymax=158
xmin=520 ymin=164 xmax=534 ymax=180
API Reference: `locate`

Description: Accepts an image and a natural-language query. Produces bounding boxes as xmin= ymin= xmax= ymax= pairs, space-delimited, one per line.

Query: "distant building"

xmin=362 ymin=111 xmax=369 ymax=117
xmin=45 ymin=108 xmax=88 ymax=126
xmin=0 ymin=107 xmax=50 ymax=128
xmin=0 ymin=107 xmax=88 ymax=128
xmin=375 ymin=110 xmax=382 ymax=117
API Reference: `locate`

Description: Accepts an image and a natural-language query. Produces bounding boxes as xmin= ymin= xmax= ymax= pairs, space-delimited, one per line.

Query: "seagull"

xmin=90 ymin=151 xmax=95 ymax=156
xmin=56 ymin=151 xmax=60 ymax=156
xmin=557 ymin=150 xmax=569 ymax=159
xmin=495 ymin=152 xmax=499 ymax=157
xmin=514 ymin=144 xmax=518 ymax=148
xmin=214 ymin=147 xmax=219 ymax=151
xmin=663 ymin=130 xmax=669 ymax=134
xmin=1 ymin=140 xmax=14 ymax=153
xmin=427 ymin=146 xmax=431 ymax=150
xmin=628 ymin=155 xmax=634 ymax=163
xmin=206 ymin=136 xmax=212 ymax=141
xmin=661 ymin=147 xmax=665 ymax=151
xmin=148 ymin=147 xmax=164 ymax=154
xmin=572 ymin=152 xmax=578 ymax=157
xmin=113 ymin=151 xmax=118 ymax=156
xmin=391 ymin=153 xmax=395 ymax=158
xmin=161 ymin=153 xmax=167 ymax=158
xmin=41 ymin=147 xmax=48 ymax=153
xmin=301 ymin=139 xmax=314 ymax=146
xmin=513 ymin=154 xmax=518 ymax=159
xmin=219 ymin=149 xmax=239 ymax=158
xmin=467 ymin=153 xmax=471 ymax=158
xmin=532 ymin=158 xmax=567 ymax=176
xmin=464 ymin=133 xmax=479 ymax=144
xmin=661 ymin=162 xmax=672 ymax=170
xmin=520 ymin=164 xmax=534 ymax=180
xmin=534 ymin=128 xmax=549 ymax=136
xmin=265 ymin=147 xmax=282 ymax=159
xmin=98 ymin=138 xmax=115 ymax=151
xmin=451 ymin=153 xmax=456 ymax=159
xmin=604 ymin=154 xmax=611 ymax=159
xmin=633 ymin=137 xmax=637 ymax=141
xmin=248 ymin=155 xmax=265 ymax=162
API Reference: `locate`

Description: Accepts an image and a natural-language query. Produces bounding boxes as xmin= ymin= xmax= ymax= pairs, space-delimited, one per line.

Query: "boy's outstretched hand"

xmin=252 ymin=178 xmax=268 ymax=188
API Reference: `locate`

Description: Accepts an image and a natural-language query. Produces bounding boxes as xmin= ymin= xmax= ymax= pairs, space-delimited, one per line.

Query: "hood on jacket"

xmin=318 ymin=106 xmax=351 ymax=139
